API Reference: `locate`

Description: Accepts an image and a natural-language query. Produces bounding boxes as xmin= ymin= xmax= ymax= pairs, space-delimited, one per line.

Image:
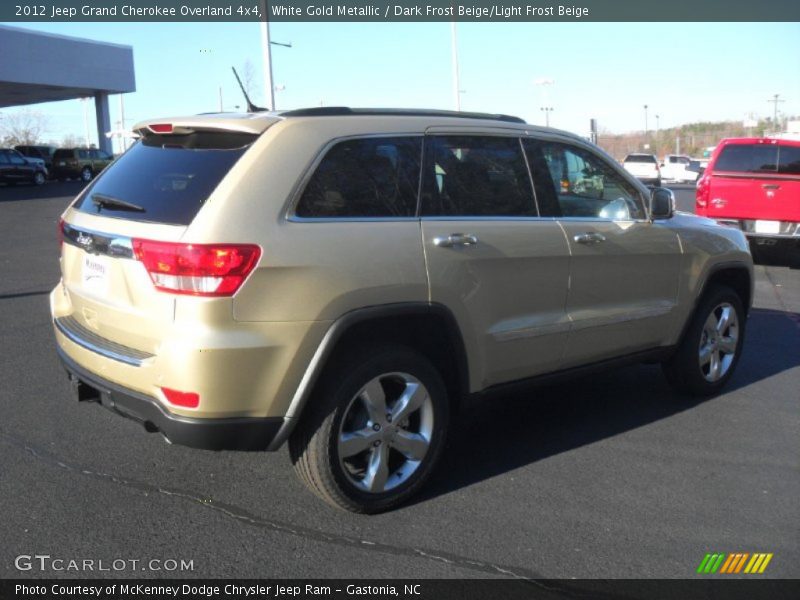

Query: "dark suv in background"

xmin=0 ymin=148 xmax=47 ymax=185
xmin=51 ymin=148 xmax=114 ymax=182
xmin=15 ymin=144 xmax=57 ymax=173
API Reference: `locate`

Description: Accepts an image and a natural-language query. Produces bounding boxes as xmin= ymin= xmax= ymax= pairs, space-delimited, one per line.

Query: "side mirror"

xmin=650 ymin=187 xmax=675 ymax=220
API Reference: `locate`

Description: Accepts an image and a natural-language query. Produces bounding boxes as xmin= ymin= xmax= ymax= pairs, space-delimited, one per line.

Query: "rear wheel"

xmin=81 ymin=167 xmax=92 ymax=182
xmin=33 ymin=171 xmax=45 ymax=186
xmin=290 ymin=345 xmax=449 ymax=513
xmin=663 ymin=285 xmax=745 ymax=396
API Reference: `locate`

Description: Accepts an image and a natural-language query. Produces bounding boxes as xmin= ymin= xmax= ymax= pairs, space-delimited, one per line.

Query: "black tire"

xmin=663 ymin=285 xmax=746 ymax=396
xmin=289 ymin=344 xmax=449 ymax=513
xmin=81 ymin=167 xmax=93 ymax=182
xmin=33 ymin=171 xmax=45 ymax=186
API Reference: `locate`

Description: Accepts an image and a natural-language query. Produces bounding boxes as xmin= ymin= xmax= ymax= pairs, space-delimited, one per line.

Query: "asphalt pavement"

xmin=0 ymin=182 xmax=797 ymax=580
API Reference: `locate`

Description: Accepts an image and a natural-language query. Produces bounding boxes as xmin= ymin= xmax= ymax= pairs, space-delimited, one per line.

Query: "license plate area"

xmin=81 ymin=254 xmax=110 ymax=296
xmin=754 ymin=220 xmax=780 ymax=234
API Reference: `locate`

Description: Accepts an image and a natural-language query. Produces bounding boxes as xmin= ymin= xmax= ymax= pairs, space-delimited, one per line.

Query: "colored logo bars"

xmin=697 ymin=552 xmax=773 ymax=574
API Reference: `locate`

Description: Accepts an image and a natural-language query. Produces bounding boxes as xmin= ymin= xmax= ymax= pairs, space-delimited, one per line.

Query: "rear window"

xmin=53 ymin=149 xmax=73 ymax=160
xmin=714 ymin=144 xmax=778 ymax=173
xmin=778 ymin=145 xmax=800 ymax=175
xmin=73 ymin=131 xmax=256 ymax=225
xmin=624 ymin=155 xmax=656 ymax=163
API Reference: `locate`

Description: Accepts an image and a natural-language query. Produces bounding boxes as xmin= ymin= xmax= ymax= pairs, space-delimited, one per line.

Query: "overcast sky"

xmin=3 ymin=21 xmax=799 ymax=146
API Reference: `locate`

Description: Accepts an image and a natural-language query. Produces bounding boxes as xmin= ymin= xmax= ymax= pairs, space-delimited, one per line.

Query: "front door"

xmin=524 ymin=138 xmax=683 ymax=368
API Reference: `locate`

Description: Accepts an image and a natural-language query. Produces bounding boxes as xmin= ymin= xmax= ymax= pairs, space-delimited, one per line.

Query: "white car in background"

xmin=661 ymin=154 xmax=700 ymax=183
xmin=622 ymin=153 xmax=661 ymax=186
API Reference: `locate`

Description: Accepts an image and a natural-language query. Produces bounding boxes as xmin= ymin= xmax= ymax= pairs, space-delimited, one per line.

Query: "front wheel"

xmin=663 ymin=285 xmax=745 ymax=396
xmin=80 ymin=167 xmax=93 ymax=182
xmin=290 ymin=345 xmax=449 ymax=513
xmin=33 ymin=171 xmax=45 ymax=186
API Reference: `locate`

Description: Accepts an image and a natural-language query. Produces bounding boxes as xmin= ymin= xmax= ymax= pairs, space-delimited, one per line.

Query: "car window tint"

xmin=624 ymin=155 xmax=656 ymax=163
xmin=53 ymin=150 xmax=71 ymax=160
xmin=421 ymin=136 xmax=535 ymax=217
xmin=295 ymin=137 xmax=421 ymax=218
xmin=778 ymin=145 xmax=800 ymax=175
xmin=73 ymin=132 xmax=256 ymax=226
xmin=714 ymin=144 xmax=778 ymax=172
xmin=528 ymin=140 xmax=645 ymax=220
xmin=0 ymin=152 xmax=9 ymax=164
xmin=9 ymin=152 xmax=27 ymax=165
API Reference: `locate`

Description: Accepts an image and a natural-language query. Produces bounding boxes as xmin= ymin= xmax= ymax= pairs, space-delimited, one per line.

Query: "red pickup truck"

xmin=696 ymin=137 xmax=800 ymax=265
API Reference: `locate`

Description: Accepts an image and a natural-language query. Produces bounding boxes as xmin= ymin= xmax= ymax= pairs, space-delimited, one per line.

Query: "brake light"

xmin=149 ymin=123 xmax=173 ymax=134
xmin=161 ymin=387 xmax=200 ymax=408
xmin=132 ymin=240 xmax=261 ymax=296
xmin=696 ymin=174 xmax=710 ymax=212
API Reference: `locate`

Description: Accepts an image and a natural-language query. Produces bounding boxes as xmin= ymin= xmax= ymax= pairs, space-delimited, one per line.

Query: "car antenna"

xmin=231 ymin=66 xmax=268 ymax=113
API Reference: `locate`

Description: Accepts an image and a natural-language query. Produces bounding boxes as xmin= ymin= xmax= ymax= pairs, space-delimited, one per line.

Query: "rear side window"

xmin=421 ymin=136 xmax=535 ymax=217
xmin=714 ymin=144 xmax=778 ymax=173
xmin=295 ymin=137 xmax=422 ymax=218
xmin=74 ymin=131 xmax=256 ymax=225
xmin=778 ymin=145 xmax=800 ymax=175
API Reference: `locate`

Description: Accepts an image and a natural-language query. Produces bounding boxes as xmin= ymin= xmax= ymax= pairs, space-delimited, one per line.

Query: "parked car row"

xmin=1 ymin=146 xmax=114 ymax=186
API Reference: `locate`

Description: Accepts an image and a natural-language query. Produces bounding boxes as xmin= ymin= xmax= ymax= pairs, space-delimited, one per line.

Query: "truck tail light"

xmin=132 ymin=239 xmax=261 ymax=297
xmin=696 ymin=175 xmax=710 ymax=212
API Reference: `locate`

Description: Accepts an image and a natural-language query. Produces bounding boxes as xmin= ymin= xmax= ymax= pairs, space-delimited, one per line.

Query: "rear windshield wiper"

xmin=91 ymin=193 xmax=146 ymax=213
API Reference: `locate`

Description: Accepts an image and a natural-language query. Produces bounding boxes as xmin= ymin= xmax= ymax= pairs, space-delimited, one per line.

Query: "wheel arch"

xmin=268 ymin=302 xmax=470 ymax=450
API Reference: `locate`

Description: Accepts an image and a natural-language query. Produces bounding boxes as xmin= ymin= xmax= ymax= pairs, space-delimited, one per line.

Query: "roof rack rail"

xmin=279 ymin=107 xmax=526 ymax=124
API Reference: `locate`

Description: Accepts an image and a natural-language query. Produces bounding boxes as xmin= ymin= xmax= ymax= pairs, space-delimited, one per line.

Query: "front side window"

xmin=526 ymin=140 xmax=645 ymax=220
xmin=295 ymin=137 xmax=422 ymax=218
xmin=421 ymin=136 xmax=536 ymax=217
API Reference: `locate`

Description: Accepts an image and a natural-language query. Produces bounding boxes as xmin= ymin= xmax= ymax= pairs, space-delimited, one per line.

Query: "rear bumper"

xmin=57 ymin=346 xmax=284 ymax=451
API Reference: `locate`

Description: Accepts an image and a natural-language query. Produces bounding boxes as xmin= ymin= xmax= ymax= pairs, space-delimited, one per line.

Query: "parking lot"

xmin=0 ymin=181 xmax=798 ymax=579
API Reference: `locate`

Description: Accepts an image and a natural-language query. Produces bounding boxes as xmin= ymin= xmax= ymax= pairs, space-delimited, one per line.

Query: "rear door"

xmin=420 ymin=133 xmax=572 ymax=389
xmin=525 ymin=139 xmax=682 ymax=367
xmin=59 ymin=130 xmax=257 ymax=354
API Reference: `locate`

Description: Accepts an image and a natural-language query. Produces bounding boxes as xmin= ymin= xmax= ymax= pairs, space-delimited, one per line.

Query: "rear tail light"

xmin=161 ymin=387 xmax=200 ymax=408
xmin=132 ymin=239 xmax=261 ymax=297
xmin=696 ymin=174 xmax=710 ymax=212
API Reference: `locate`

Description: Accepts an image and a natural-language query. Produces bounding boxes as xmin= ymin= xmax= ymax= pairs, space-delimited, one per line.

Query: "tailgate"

xmin=59 ymin=214 xmax=186 ymax=354
xmin=55 ymin=128 xmax=260 ymax=355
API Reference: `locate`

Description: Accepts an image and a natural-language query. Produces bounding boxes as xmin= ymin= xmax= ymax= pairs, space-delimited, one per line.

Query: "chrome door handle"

xmin=762 ymin=184 xmax=780 ymax=190
xmin=433 ymin=233 xmax=479 ymax=248
xmin=573 ymin=232 xmax=607 ymax=244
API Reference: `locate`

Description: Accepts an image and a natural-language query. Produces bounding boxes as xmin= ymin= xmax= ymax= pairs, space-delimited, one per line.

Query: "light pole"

xmin=644 ymin=104 xmax=649 ymax=136
xmin=451 ymin=21 xmax=461 ymax=111
xmin=534 ymin=78 xmax=555 ymax=126
xmin=259 ymin=5 xmax=292 ymax=111
xmin=655 ymin=114 xmax=660 ymax=134
xmin=540 ymin=107 xmax=554 ymax=127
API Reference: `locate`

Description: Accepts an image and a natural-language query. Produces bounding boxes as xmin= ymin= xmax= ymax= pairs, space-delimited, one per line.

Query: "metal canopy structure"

xmin=0 ymin=25 xmax=135 ymax=153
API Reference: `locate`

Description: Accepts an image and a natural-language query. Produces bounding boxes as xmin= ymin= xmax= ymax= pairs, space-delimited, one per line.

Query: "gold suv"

xmin=51 ymin=108 xmax=753 ymax=512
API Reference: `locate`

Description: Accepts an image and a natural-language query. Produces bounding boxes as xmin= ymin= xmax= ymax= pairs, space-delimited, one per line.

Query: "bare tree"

xmin=240 ymin=59 xmax=260 ymax=104
xmin=0 ymin=109 xmax=49 ymax=146
xmin=60 ymin=133 xmax=82 ymax=148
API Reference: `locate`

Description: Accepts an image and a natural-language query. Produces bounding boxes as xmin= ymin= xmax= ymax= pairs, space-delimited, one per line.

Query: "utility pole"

xmin=451 ymin=21 xmax=461 ymax=111
xmin=768 ymin=94 xmax=785 ymax=128
xmin=644 ymin=104 xmax=649 ymax=136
